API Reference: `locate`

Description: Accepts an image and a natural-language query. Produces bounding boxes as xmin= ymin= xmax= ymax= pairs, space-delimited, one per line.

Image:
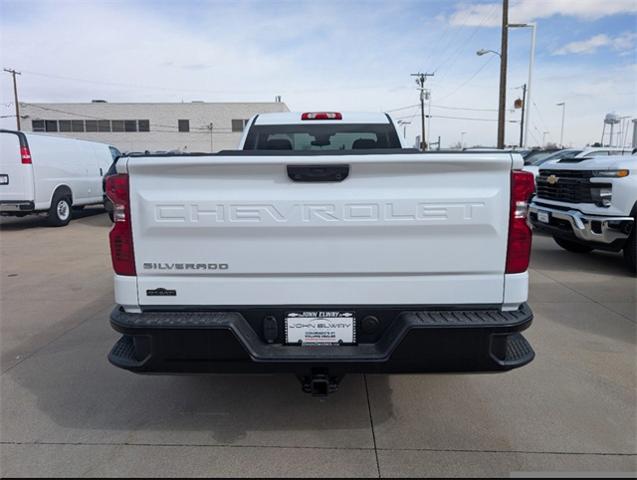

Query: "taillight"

xmin=20 ymin=146 xmax=32 ymax=164
xmin=301 ymin=112 xmax=342 ymax=120
xmin=506 ymin=170 xmax=535 ymax=274
xmin=106 ymin=174 xmax=136 ymax=276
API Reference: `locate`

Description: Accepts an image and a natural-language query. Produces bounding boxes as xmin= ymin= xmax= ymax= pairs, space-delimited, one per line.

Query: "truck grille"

xmin=536 ymin=169 xmax=601 ymax=204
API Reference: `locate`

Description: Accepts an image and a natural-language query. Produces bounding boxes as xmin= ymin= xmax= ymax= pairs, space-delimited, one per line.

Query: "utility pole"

xmin=557 ymin=102 xmax=566 ymax=147
xmin=411 ymin=72 xmax=434 ymax=150
xmin=3 ymin=68 xmax=21 ymax=130
xmin=518 ymin=83 xmax=526 ymax=148
xmin=497 ymin=0 xmax=509 ymax=148
xmin=426 ymin=89 xmax=432 ymax=147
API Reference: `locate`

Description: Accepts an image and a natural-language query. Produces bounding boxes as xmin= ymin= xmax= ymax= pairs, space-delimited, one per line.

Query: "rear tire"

xmin=47 ymin=193 xmax=72 ymax=227
xmin=623 ymin=228 xmax=636 ymax=275
xmin=553 ymin=236 xmax=594 ymax=253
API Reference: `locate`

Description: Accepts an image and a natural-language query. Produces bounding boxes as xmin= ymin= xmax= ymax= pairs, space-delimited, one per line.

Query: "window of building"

xmin=178 ymin=119 xmax=190 ymax=132
xmin=231 ymin=119 xmax=249 ymax=132
xmin=138 ymin=120 xmax=150 ymax=132
xmin=30 ymin=118 xmax=153 ymax=133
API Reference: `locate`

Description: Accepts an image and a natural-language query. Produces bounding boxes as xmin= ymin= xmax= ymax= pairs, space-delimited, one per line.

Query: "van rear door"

xmin=0 ymin=131 xmax=35 ymax=204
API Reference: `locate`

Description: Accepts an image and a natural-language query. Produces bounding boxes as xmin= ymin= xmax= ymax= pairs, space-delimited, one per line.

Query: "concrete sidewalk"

xmin=0 ymin=211 xmax=635 ymax=477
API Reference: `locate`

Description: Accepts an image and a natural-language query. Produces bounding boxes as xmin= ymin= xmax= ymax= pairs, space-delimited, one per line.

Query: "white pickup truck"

xmin=106 ymin=112 xmax=536 ymax=395
xmin=529 ymin=154 xmax=635 ymax=273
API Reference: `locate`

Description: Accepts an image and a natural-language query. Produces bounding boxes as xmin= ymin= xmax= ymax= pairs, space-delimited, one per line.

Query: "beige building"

xmin=19 ymin=101 xmax=289 ymax=153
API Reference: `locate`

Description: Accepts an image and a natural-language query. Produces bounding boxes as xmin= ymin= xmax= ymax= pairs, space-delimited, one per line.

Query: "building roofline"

xmin=22 ymin=101 xmax=288 ymax=106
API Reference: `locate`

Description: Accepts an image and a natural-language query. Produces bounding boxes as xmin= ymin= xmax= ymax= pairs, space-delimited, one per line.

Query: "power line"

xmin=15 ymin=69 xmax=404 ymax=95
xmin=394 ymin=112 xmax=497 ymax=122
xmin=531 ymin=100 xmax=550 ymax=134
xmin=526 ymin=126 xmax=541 ymax=145
xmin=385 ymin=104 xmax=419 ymax=113
xmin=432 ymin=114 xmax=496 ymax=122
xmin=434 ymin=104 xmax=498 ymax=112
xmin=435 ymin=55 xmax=496 ymax=102
xmin=387 ymin=103 xmax=498 ymax=113
xmin=419 ymin=11 xmax=457 ymax=74
xmin=432 ymin=5 xmax=499 ymax=82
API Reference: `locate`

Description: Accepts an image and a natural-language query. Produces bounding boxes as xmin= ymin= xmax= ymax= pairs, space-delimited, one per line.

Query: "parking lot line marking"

xmin=364 ymin=374 xmax=381 ymax=478
xmin=1 ymin=440 xmax=634 ymax=457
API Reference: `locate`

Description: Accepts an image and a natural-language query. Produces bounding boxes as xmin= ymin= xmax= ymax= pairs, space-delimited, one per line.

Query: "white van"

xmin=0 ymin=130 xmax=119 ymax=226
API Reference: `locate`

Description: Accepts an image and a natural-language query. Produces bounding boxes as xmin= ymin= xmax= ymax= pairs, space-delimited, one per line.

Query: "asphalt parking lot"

xmin=0 ymin=209 xmax=635 ymax=477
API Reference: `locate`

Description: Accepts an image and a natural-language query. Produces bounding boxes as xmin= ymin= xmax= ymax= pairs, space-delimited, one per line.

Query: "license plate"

xmin=285 ymin=312 xmax=355 ymax=345
xmin=537 ymin=211 xmax=550 ymax=223
xmin=0 ymin=174 xmax=8 ymax=185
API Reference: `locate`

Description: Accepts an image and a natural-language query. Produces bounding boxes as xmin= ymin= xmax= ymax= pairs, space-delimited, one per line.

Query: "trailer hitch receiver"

xmin=298 ymin=370 xmax=344 ymax=397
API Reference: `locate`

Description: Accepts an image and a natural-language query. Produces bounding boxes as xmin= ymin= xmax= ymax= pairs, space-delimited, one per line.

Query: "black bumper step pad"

xmin=504 ymin=332 xmax=535 ymax=365
xmin=108 ymin=304 xmax=534 ymax=373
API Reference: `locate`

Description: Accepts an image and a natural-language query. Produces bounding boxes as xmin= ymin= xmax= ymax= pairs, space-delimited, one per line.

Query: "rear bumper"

xmin=109 ymin=304 xmax=534 ymax=375
xmin=0 ymin=200 xmax=35 ymax=212
xmin=529 ymin=203 xmax=633 ymax=246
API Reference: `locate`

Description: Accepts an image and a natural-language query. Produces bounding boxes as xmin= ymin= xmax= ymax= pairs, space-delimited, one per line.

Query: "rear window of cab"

xmin=243 ymin=124 xmax=401 ymax=151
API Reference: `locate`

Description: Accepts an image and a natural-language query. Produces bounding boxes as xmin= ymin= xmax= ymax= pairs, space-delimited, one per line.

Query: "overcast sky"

xmin=1 ymin=0 xmax=635 ymax=147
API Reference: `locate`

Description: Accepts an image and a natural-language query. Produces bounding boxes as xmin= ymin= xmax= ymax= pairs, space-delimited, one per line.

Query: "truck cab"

xmin=529 ymin=154 xmax=636 ymax=273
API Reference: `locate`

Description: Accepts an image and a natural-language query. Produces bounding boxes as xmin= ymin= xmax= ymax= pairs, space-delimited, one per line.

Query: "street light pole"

xmin=557 ymin=102 xmax=566 ymax=147
xmin=526 ymin=23 xmax=536 ymax=147
xmin=397 ymin=120 xmax=411 ymax=139
xmin=508 ymin=22 xmax=536 ymax=147
xmin=460 ymin=131 xmax=467 ymax=148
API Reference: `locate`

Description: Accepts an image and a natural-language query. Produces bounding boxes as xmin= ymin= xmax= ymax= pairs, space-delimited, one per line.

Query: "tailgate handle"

xmin=287 ymin=164 xmax=349 ymax=182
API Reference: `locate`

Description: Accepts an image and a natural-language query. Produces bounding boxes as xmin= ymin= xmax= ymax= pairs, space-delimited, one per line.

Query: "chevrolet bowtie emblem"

xmin=547 ymin=174 xmax=558 ymax=185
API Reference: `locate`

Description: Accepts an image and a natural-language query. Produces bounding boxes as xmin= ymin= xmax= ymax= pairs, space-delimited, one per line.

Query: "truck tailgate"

xmin=125 ymin=153 xmax=512 ymax=306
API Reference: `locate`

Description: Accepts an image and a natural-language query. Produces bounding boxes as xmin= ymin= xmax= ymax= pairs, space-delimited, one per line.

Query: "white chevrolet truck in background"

xmin=529 ymin=154 xmax=636 ymax=274
xmin=106 ymin=112 xmax=536 ymax=396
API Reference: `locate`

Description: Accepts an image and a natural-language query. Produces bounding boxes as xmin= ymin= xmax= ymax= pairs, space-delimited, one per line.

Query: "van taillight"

xmin=20 ymin=146 xmax=32 ymax=164
xmin=506 ymin=170 xmax=535 ymax=274
xmin=106 ymin=174 xmax=136 ymax=276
